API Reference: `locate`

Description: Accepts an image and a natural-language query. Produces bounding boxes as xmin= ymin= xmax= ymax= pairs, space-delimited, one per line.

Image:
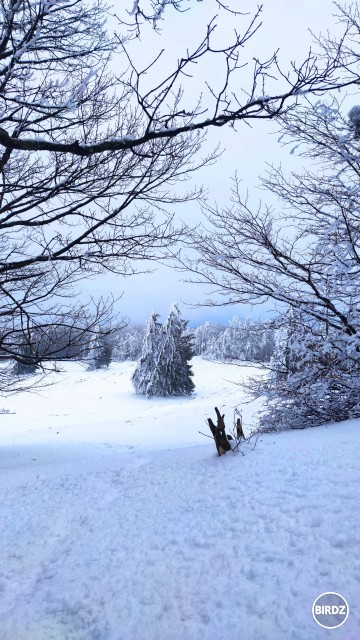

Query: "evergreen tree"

xmin=133 ymin=304 xmax=195 ymax=397
xmin=132 ymin=311 xmax=162 ymax=394
xmin=13 ymin=341 xmax=39 ymax=376
xmin=146 ymin=303 xmax=195 ymax=397
xmin=87 ymin=326 xmax=112 ymax=370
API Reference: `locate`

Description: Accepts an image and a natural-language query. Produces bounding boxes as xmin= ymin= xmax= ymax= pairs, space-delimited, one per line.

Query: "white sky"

xmin=83 ymin=0 xmax=348 ymax=327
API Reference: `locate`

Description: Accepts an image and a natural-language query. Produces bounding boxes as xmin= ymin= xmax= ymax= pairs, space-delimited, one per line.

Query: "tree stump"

xmin=207 ymin=407 xmax=231 ymax=456
xmin=236 ymin=415 xmax=245 ymax=440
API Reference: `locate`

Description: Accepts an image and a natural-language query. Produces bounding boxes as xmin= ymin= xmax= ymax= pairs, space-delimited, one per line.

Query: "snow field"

xmin=0 ymin=358 xmax=358 ymax=640
xmin=0 ymin=358 xmax=262 ymax=448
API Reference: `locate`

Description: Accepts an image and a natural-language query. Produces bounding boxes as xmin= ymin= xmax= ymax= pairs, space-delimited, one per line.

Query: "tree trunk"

xmin=207 ymin=406 xmax=231 ymax=456
xmin=236 ymin=416 xmax=245 ymax=440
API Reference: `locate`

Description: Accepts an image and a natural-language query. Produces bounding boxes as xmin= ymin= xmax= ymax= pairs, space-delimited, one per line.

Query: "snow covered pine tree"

xmin=13 ymin=342 xmax=38 ymax=376
xmin=147 ymin=303 xmax=195 ymax=397
xmin=132 ymin=311 xmax=163 ymax=394
xmin=132 ymin=304 xmax=195 ymax=397
xmin=87 ymin=326 xmax=112 ymax=370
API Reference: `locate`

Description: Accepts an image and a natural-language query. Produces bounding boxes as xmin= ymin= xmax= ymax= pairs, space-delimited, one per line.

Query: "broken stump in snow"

xmin=236 ymin=415 xmax=245 ymax=440
xmin=207 ymin=406 xmax=231 ymax=456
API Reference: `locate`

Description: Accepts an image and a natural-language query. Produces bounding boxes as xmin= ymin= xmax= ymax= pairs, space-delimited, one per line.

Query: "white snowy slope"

xmin=0 ymin=358 xmax=263 ymax=448
xmin=0 ymin=358 xmax=359 ymax=640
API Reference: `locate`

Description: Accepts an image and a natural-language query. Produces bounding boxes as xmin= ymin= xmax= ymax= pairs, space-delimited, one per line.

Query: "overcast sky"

xmin=83 ymin=0 xmax=348 ymax=327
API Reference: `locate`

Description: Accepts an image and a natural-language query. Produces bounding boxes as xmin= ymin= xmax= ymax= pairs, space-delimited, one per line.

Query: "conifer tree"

xmin=146 ymin=303 xmax=195 ymax=397
xmin=132 ymin=311 xmax=162 ymax=394
xmin=133 ymin=304 xmax=195 ymax=397
xmin=87 ymin=326 xmax=112 ymax=370
xmin=13 ymin=341 xmax=38 ymax=376
xmin=12 ymin=331 xmax=39 ymax=376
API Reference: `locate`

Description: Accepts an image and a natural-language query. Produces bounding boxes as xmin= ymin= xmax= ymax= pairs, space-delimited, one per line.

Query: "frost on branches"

xmin=193 ymin=316 xmax=274 ymax=362
xmin=111 ymin=325 xmax=145 ymax=362
xmin=132 ymin=304 xmax=195 ymax=397
xmin=256 ymin=312 xmax=360 ymax=431
xmin=190 ymin=95 xmax=360 ymax=430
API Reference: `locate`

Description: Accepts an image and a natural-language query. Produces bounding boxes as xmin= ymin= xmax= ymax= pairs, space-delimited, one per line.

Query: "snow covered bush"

xmin=132 ymin=304 xmax=195 ymax=397
xmin=253 ymin=312 xmax=360 ymax=431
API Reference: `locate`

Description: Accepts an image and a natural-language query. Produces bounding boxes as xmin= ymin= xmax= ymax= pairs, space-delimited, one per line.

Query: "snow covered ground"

xmin=0 ymin=358 xmax=262 ymax=449
xmin=0 ymin=358 xmax=359 ymax=640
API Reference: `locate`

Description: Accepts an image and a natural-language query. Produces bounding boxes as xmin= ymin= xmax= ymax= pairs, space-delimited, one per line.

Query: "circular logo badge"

xmin=312 ymin=592 xmax=349 ymax=629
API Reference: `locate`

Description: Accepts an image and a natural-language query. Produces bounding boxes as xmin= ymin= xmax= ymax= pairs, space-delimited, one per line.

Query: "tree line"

xmin=10 ymin=312 xmax=274 ymax=369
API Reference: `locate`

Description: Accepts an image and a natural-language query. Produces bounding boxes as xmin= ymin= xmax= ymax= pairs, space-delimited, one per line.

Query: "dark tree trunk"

xmin=236 ymin=416 xmax=245 ymax=440
xmin=207 ymin=406 xmax=231 ymax=456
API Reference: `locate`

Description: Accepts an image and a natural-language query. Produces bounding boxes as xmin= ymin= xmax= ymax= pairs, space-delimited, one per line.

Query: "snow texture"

xmin=0 ymin=359 xmax=359 ymax=640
